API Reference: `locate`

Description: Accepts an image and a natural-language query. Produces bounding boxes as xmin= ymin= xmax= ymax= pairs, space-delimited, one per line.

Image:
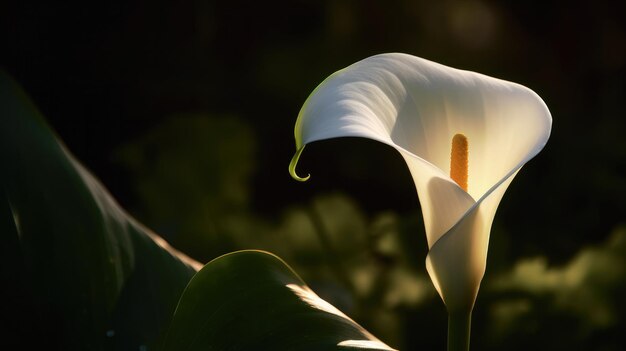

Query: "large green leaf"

xmin=0 ymin=70 xmax=199 ymax=350
xmin=0 ymin=70 xmax=396 ymax=350
xmin=163 ymin=250 xmax=396 ymax=351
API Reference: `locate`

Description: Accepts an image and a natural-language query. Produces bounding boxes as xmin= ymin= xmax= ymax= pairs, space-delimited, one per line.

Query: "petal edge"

xmin=289 ymin=146 xmax=310 ymax=182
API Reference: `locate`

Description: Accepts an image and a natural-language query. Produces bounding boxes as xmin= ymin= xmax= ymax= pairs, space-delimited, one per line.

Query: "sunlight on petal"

xmin=291 ymin=52 xmax=551 ymax=325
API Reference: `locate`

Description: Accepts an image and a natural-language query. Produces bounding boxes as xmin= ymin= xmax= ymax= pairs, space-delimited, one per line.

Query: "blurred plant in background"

xmin=484 ymin=226 xmax=626 ymax=350
xmin=115 ymin=114 xmax=257 ymax=261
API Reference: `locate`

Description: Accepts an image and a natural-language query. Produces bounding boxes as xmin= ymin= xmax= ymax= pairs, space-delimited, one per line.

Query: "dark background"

xmin=2 ymin=0 xmax=625 ymax=349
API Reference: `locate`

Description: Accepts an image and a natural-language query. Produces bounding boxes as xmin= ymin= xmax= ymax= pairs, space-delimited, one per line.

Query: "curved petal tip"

xmin=289 ymin=147 xmax=310 ymax=182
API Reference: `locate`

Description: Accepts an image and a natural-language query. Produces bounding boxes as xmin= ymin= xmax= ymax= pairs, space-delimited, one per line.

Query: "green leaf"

xmin=0 ymin=70 xmax=199 ymax=350
xmin=0 ymin=70 xmax=396 ymax=350
xmin=163 ymin=250 xmax=396 ymax=351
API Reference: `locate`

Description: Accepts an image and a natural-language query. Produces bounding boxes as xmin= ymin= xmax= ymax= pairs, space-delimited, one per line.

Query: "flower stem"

xmin=447 ymin=309 xmax=472 ymax=351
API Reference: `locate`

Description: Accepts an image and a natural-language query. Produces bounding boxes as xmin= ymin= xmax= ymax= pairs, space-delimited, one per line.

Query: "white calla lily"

xmin=290 ymin=53 xmax=551 ymax=349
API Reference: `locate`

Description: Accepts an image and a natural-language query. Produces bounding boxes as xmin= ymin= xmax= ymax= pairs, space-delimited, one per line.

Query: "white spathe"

xmin=290 ymin=53 xmax=552 ymax=311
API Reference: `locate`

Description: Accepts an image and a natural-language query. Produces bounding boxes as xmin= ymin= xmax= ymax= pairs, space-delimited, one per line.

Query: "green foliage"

xmin=0 ymin=70 xmax=199 ymax=350
xmin=163 ymin=250 xmax=394 ymax=351
xmin=0 ymin=71 xmax=394 ymax=350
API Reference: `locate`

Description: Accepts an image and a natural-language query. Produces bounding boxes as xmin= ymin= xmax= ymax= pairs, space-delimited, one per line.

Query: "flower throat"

xmin=450 ymin=133 xmax=468 ymax=191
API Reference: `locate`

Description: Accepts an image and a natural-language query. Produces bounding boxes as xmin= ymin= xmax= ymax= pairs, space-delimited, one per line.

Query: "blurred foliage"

xmin=480 ymin=226 xmax=626 ymax=350
xmin=115 ymin=114 xmax=256 ymax=260
xmin=2 ymin=0 xmax=625 ymax=350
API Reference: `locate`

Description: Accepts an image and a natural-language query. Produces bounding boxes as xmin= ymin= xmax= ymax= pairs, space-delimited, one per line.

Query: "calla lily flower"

xmin=290 ymin=53 xmax=551 ymax=348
